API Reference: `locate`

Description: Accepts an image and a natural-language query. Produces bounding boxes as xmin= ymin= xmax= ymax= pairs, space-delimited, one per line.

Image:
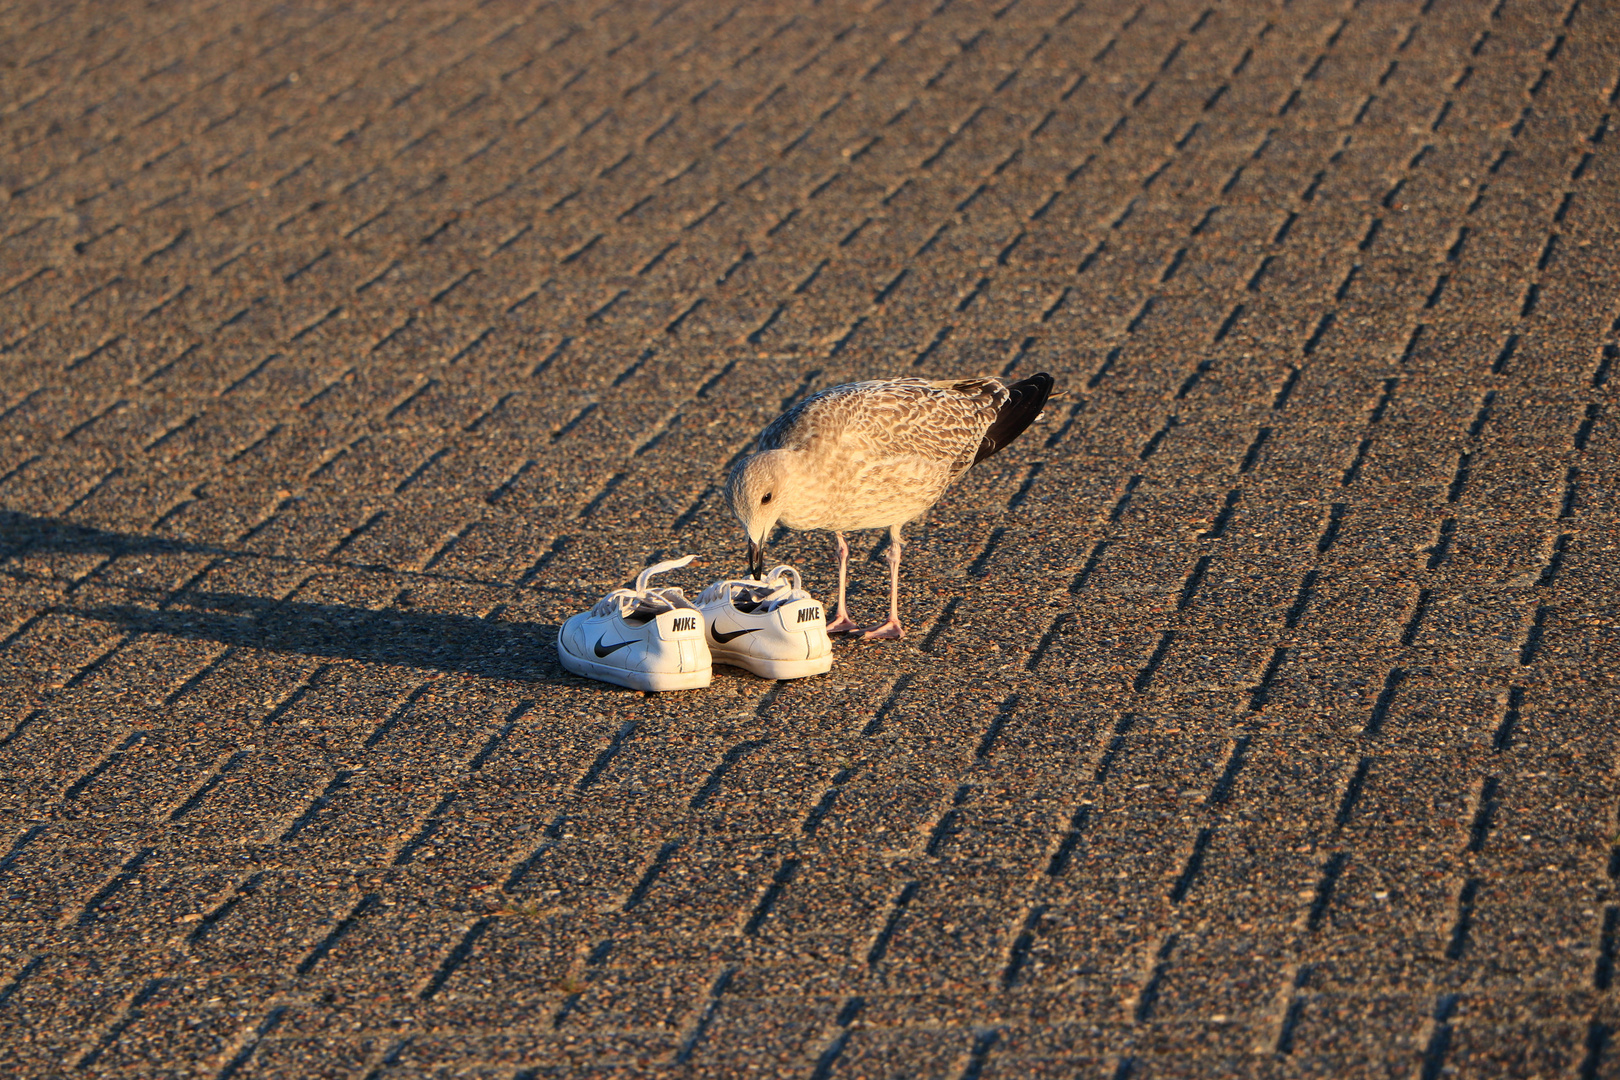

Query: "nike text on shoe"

xmin=696 ymin=564 xmax=833 ymax=680
xmin=556 ymin=555 xmax=712 ymax=692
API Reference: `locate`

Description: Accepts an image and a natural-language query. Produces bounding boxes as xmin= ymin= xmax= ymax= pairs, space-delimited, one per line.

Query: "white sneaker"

xmin=556 ymin=555 xmax=712 ymax=692
xmin=696 ymin=564 xmax=833 ymax=680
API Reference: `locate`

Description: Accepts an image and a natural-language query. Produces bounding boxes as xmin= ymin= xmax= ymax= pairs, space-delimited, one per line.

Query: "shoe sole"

xmin=556 ymin=633 xmax=711 ymax=692
xmin=709 ymin=649 xmax=833 ymax=680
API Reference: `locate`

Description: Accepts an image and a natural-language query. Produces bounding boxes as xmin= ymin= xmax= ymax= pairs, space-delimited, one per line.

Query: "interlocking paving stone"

xmin=1 ymin=0 xmax=1619 ymax=1075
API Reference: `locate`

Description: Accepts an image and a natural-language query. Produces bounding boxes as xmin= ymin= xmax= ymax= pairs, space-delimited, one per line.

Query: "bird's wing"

xmin=922 ymin=379 xmax=1011 ymax=479
xmin=757 ymin=376 xmax=1050 ymax=480
xmin=754 ymin=380 xmax=908 ymax=452
xmin=755 ymin=384 xmax=849 ymax=452
xmin=777 ymin=379 xmax=1003 ymax=476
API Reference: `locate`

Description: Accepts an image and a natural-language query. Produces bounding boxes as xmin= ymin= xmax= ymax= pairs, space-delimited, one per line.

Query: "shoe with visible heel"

xmin=556 ymin=555 xmax=712 ymax=691
xmin=696 ymin=564 xmax=833 ymax=680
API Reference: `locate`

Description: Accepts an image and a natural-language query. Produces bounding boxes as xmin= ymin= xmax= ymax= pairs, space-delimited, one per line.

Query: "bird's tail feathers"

xmin=974 ymin=372 xmax=1055 ymax=465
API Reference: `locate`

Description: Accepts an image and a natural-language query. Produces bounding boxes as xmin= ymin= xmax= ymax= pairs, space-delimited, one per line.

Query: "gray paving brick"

xmin=2 ymin=0 xmax=1619 ymax=1075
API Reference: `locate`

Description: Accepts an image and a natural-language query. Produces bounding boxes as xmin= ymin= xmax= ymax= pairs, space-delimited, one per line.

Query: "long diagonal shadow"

xmin=0 ymin=509 xmax=268 ymax=561
xmin=75 ymin=592 xmax=561 ymax=682
xmin=0 ymin=510 xmax=519 ymax=587
xmin=2 ymin=512 xmax=562 ymax=681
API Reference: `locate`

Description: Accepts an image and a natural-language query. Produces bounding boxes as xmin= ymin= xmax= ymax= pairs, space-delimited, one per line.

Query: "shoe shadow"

xmin=0 ymin=509 xmax=208 ymax=559
xmin=2 ymin=511 xmax=561 ymax=682
xmin=77 ymin=592 xmax=559 ymax=682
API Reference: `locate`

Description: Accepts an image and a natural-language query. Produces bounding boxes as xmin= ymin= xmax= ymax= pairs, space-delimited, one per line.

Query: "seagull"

xmin=723 ymin=373 xmax=1055 ymax=639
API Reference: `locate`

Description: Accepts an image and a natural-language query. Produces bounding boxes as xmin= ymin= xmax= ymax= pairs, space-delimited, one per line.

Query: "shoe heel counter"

xmin=655 ymin=609 xmax=705 ymax=641
xmin=776 ymin=600 xmax=830 ymax=660
xmin=679 ymin=637 xmax=711 ymax=672
xmin=775 ymin=599 xmax=825 ymax=634
xmin=635 ymin=612 xmax=706 ymax=670
xmin=655 ymin=610 xmax=711 ymax=672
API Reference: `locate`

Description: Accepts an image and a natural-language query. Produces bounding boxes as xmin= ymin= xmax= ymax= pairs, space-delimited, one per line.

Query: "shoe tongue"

xmin=743 ymin=583 xmax=791 ymax=610
xmin=589 ymin=555 xmax=698 ymax=620
xmin=588 ymin=555 xmax=696 ymax=619
xmin=735 ymin=566 xmax=804 ymax=613
xmin=593 ymin=587 xmax=691 ymax=620
xmin=629 ymin=592 xmax=682 ymax=617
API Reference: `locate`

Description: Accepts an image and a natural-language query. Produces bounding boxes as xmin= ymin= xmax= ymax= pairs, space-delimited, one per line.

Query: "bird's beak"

xmin=746 ymin=537 xmax=765 ymax=580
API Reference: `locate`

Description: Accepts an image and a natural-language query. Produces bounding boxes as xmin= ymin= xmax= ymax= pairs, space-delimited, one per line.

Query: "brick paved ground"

xmin=0 ymin=0 xmax=1617 ymax=1076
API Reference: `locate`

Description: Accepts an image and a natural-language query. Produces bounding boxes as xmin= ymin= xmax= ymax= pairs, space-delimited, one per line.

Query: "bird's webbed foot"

xmin=826 ymin=614 xmax=864 ymax=634
xmin=858 ymin=618 xmax=905 ymax=641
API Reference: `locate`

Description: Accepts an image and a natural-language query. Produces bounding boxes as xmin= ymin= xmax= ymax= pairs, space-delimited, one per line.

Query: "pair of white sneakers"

xmin=555 ymin=556 xmax=834 ymax=692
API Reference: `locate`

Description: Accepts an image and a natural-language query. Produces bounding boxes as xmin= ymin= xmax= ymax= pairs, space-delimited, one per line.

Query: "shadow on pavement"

xmin=76 ymin=593 xmax=559 ymax=682
xmin=2 ymin=511 xmax=560 ymax=682
xmin=0 ymin=510 xmax=209 ymax=558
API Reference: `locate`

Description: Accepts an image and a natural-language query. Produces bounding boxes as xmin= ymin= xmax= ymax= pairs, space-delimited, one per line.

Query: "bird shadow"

xmin=1 ymin=511 xmax=562 ymax=683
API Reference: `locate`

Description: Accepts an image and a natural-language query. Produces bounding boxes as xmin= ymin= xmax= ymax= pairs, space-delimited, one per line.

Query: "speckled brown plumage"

xmin=726 ymin=373 xmax=1054 ymax=637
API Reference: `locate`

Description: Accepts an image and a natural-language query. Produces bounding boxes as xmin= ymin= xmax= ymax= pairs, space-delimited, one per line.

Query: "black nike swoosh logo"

xmin=594 ymin=636 xmax=635 ymax=657
xmin=711 ymin=627 xmax=761 ymax=644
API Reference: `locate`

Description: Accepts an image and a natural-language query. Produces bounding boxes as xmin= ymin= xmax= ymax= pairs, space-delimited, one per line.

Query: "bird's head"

xmin=724 ymin=449 xmax=790 ymax=579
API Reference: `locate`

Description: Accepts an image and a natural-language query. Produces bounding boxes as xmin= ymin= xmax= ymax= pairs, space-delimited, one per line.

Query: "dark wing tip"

xmin=973 ymin=373 xmax=1056 ymax=465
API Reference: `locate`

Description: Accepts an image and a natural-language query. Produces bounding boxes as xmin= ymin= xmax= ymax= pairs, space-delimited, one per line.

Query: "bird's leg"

xmin=826 ymin=531 xmax=861 ymax=633
xmin=861 ymin=526 xmax=905 ymax=640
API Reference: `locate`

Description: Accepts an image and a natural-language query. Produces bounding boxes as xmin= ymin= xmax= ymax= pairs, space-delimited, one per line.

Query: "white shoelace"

xmin=590 ymin=555 xmax=700 ymax=620
xmin=696 ymin=564 xmax=809 ymax=615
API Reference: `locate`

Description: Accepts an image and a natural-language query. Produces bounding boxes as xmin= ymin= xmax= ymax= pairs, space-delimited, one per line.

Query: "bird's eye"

xmin=761 ymin=493 xmax=773 ymax=505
